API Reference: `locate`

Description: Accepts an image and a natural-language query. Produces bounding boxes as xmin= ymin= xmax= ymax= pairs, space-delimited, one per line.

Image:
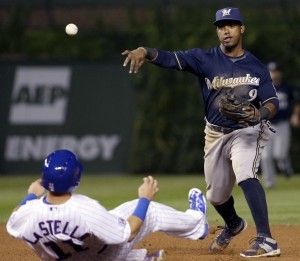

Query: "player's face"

xmin=216 ymin=21 xmax=244 ymax=50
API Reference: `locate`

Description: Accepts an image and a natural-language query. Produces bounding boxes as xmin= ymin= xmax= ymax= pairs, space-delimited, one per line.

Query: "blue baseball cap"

xmin=214 ymin=7 xmax=243 ymax=26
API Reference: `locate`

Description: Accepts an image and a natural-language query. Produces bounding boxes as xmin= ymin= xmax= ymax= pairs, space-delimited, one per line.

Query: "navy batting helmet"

xmin=41 ymin=149 xmax=83 ymax=193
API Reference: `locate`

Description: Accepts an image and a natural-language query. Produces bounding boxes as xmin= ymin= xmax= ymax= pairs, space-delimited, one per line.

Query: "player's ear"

xmin=240 ymin=25 xmax=245 ymax=34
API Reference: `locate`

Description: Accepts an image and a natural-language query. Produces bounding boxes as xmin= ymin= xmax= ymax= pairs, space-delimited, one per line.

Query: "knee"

xmin=206 ymin=191 xmax=228 ymax=206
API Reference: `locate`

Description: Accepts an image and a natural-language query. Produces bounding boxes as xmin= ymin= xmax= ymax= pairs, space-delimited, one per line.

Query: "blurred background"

xmin=0 ymin=0 xmax=299 ymax=175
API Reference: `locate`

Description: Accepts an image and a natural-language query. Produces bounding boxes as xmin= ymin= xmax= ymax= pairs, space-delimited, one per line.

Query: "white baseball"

xmin=65 ymin=23 xmax=78 ymax=36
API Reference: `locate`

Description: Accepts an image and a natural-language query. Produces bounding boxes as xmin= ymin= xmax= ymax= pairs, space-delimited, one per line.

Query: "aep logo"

xmin=9 ymin=66 xmax=71 ymax=124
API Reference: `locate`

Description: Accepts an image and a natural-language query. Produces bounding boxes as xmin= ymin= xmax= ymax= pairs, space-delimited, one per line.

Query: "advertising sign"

xmin=0 ymin=61 xmax=134 ymax=173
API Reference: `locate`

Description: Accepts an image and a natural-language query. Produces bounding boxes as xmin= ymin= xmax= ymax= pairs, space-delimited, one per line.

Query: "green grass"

xmin=1 ymin=174 xmax=299 ymax=226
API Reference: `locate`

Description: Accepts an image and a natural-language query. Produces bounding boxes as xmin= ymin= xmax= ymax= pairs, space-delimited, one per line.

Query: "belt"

xmin=207 ymin=124 xmax=237 ymax=134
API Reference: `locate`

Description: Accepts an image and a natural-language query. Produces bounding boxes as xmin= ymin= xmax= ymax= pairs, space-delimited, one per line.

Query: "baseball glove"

xmin=219 ymin=91 xmax=261 ymax=127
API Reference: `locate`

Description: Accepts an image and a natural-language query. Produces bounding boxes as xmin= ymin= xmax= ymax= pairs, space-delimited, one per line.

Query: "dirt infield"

xmin=1 ymin=225 xmax=299 ymax=260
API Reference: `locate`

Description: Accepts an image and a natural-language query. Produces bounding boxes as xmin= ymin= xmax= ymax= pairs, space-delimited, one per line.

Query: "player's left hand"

xmin=138 ymin=175 xmax=159 ymax=201
xmin=28 ymin=178 xmax=46 ymax=197
xmin=219 ymin=92 xmax=261 ymax=127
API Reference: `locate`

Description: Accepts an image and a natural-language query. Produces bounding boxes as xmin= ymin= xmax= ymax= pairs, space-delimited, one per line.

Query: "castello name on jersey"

xmin=23 ymin=220 xmax=83 ymax=244
xmin=205 ymin=74 xmax=260 ymax=90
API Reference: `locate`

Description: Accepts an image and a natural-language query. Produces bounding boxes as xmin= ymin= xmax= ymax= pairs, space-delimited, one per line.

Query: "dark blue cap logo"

xmin=214 ymin=7 xmax=243 ymax=25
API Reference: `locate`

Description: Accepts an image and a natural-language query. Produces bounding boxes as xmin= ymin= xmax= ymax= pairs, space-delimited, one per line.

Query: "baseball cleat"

xmin=240 ymin=236 xmax=280 ymax=258
xmin=188 ymin=188 xmax=209 ymax=239
xmin=209 ymin=217 xmax=247 ymax=253
xmin=188 ymin=188 xmax=207 ymax=214
xmin=144 ymin=249 xmax=166 ymax=261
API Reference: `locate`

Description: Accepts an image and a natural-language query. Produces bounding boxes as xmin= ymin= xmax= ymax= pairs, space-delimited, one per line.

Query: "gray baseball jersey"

xmin=7 ymin=194 xmax=207 ymax=260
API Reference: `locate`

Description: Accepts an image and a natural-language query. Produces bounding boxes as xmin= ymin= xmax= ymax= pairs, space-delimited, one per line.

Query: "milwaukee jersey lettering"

xmin=153 ymin=47 xmax=279 ymax=128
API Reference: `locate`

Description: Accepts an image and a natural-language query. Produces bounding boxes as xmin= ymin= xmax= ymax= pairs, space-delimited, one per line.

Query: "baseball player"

xmin=260 ymin=62 xmax=300 ymax=188
xmin=6 ymin=149 xmax=208 ymax=261
xmin=122 ymin=6 xmax=280 ymax=258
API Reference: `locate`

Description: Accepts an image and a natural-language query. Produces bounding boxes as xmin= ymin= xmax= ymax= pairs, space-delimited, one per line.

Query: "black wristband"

xmin=143 ymin=47 xmax=158 ymax=61
xmin=259 ymin=107 xmax=271 ymax=120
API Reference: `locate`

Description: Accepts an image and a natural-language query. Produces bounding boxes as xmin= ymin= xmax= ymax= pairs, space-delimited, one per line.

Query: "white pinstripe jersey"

xmin=6 ymin=194 xmax=131 ymax=260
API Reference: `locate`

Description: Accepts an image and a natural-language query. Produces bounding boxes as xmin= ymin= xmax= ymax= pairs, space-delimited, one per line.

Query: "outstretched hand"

xmin=138 ymin=175 xmax=159 ymax=201
xmin=122 ymin=47 xmax=147 ymax=74
xmin=28 ymin=178 xmax=46 ymax=197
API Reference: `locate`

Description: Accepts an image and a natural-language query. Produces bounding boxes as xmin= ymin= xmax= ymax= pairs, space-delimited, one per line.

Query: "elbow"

xmin=128 ymin=233 xmax=137 ymax=242
xmin=127 ymin=215 xmax=143 ymax=242
xmin=271 ymin=100 xmax=279 ymax=119
xmin=128 ymin=225 xmax=142 ymax=241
